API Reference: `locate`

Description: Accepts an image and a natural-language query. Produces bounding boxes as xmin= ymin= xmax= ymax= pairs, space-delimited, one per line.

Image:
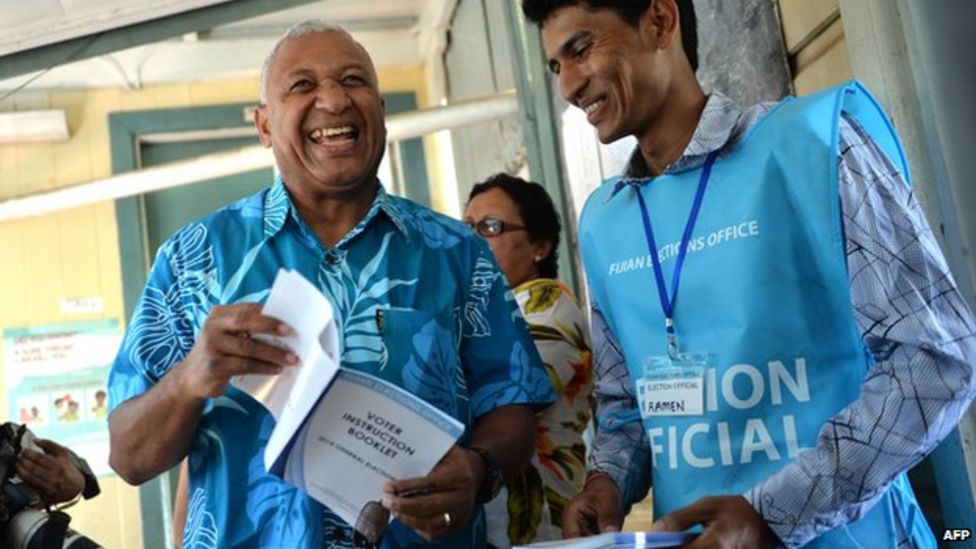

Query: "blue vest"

xmin=579 ymin=81 xmax=934 ymax=547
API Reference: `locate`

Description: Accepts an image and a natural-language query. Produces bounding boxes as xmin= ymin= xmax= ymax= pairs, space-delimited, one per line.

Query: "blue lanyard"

xmin=635 ymin=152 xmax=717 ymax=358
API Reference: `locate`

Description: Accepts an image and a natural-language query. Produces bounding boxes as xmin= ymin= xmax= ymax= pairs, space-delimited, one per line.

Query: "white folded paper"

xmin=230 ymin=268 xmax=341 ymax=472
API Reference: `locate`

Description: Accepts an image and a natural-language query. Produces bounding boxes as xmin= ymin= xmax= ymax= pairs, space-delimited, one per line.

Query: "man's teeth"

xmin=325 ymin=126 xmax=356 ymax=137
xmin=309 ymin=126 xmax=356 ymax=141
xmin=584 ymin=100 xmax=604 ymax=115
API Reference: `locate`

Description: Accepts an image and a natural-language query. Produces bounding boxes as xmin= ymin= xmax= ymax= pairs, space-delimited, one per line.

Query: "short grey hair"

xmin=259 ymin=20 xmax=356 ymax=105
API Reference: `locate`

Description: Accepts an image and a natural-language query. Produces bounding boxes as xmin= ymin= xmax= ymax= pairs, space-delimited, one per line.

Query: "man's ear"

xmin=640 ymin=0 xmax=680 ymax=51
xmin=254 ymin=104 xmax=273 ymax=148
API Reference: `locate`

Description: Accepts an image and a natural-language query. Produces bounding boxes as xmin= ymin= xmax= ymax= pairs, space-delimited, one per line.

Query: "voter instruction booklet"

xmin=231 ymin=268 xmax=465 ymax=528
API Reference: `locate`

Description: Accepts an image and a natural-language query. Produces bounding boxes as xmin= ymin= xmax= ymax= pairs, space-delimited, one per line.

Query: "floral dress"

xmin=485 ymin=278 xmax=594 ymax=548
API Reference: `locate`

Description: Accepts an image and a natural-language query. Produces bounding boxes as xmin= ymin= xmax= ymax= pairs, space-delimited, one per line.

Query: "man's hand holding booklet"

xmin=231 ymin=269 xmax=463 ymax=532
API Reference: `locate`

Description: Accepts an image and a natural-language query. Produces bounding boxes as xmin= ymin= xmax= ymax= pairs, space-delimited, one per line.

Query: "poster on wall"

xmin=3 ymin=319 xmax=122 ymax=476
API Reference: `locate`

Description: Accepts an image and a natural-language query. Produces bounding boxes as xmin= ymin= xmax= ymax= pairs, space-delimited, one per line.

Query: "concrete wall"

xmin=696 ymin=0 xmax=792 ymax=104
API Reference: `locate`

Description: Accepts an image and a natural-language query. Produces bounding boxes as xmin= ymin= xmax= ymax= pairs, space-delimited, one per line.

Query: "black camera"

xmin=0 ymin=423 xmax=100 ymax=549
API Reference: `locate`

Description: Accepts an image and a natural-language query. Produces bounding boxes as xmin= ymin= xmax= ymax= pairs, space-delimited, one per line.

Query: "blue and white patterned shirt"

xmin=587 ymin=93 xmax=976 ymax=547
xmin=109 ymin=179 xmax=555 ymax=548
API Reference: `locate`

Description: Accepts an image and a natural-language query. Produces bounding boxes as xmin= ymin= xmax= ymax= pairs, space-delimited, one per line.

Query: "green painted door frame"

xmin=110 ymin=102 xmax=260 ymax=321
xmin=384 ymin=93 xmax=432 ymax=208
xmin=109 ymin=93 xmax=427 ymax=549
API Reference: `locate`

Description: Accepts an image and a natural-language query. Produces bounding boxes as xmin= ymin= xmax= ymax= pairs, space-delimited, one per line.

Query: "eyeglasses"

xmin=353 ymin=486 xmax=433 ymax=546
xmin=466 ymin=217 xmax=527 ymax=238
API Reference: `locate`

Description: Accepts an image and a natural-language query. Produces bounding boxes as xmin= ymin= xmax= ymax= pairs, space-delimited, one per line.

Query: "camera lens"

xmin=4 ymin=507 xmax=66 ymax=549
xmin=63 ymin=528 xmax=101 ymax=549
xmin=4 ymin=509 xmax=102 ymax=549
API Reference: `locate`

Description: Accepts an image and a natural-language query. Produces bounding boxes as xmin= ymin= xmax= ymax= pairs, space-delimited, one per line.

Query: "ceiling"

xmin=0 ymin=0 xmax=445 ymax=92
xmin=0 ymin=0 xmax=231 ymax=56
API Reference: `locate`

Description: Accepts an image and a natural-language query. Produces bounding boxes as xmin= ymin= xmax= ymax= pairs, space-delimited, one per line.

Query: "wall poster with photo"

xmin=3 ymin=318 xmax=121 ymax=476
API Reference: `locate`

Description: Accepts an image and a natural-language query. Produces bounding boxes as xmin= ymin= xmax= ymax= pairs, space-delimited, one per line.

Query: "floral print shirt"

xmin=109 ymin=179 xmax=554 ymax=548
xmin=485 ymin=278 xmax=593 ymax=547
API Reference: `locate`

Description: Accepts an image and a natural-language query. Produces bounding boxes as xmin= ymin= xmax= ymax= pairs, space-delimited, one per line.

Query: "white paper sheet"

xmin=229 ymin=268 xmax=341 ymax=471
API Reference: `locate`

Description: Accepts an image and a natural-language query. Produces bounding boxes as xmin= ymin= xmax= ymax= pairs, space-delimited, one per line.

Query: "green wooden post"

xmin=503 ymin=0 xmax=581 ymax=297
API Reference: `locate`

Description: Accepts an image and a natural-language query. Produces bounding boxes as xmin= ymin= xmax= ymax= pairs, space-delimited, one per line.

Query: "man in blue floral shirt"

xmin=107 ymin=21 xmax=554 ymax=548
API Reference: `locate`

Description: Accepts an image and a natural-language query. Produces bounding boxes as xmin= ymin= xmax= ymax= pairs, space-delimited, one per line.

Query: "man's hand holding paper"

xmin=181 ymin=303 xmax=299 ymax=399
xmin=231 ymin=269 xmax=340 ymax=421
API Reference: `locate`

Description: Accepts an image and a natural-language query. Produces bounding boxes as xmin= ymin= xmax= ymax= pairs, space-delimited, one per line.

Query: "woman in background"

xmin=464 ymin=173 xmax=593 ymax=548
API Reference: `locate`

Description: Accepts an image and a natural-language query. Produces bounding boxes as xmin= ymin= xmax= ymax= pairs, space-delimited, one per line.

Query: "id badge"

xmin=638 ymin=352 xmax=711 ymax=418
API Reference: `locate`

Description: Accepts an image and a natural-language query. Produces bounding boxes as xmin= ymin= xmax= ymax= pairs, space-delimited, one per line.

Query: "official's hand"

xmin=16 ymin=439 xmax=85 ymax=504
xmin=652 ymin=495 xmax=780 ymax=549
xmin=179 ymin=303 xmax=298 ymax=399
xmin=562 ymin=472 xmax=624 ymax=538
xmin=381 ymin=446 xmax=482 ymax=541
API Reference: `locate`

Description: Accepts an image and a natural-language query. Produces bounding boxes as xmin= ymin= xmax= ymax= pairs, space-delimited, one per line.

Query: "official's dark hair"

xmin=468 ymin=174 xmax=561 ymax=279
xmin=521 ymin=0 xmax=698 ymax=72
